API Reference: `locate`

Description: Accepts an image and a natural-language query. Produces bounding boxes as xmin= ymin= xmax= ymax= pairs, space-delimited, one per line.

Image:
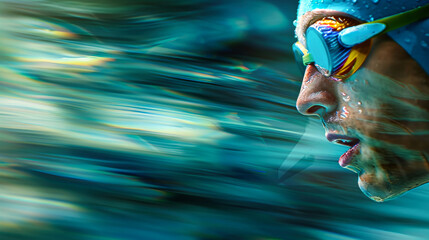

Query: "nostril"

xmin=296 ymin=90 xmax=337 ymax=116
xmin=306 ymin=105 xmax=324 ymax=115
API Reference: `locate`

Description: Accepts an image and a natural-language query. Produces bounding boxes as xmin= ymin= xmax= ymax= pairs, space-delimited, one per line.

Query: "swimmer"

xmin=293 ymin=0 xmax=429 ymax=202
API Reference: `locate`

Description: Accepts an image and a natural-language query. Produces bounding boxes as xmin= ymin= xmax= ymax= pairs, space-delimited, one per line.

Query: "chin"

xmin=357 ymin=172 xmax=403 ymax=202
xmin=343 ymin=143 xmax=429 ymax=202
xmin=357 ymin=169 xmax=429 ymax=202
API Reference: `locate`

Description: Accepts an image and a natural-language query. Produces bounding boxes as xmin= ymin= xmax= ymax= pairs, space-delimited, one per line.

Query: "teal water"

xmin=0 ymin=1 xmax=428 ymax=239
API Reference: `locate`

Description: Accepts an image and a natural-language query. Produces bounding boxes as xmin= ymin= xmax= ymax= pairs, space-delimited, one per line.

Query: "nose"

xmin=296 ymin=65 xmax=338 ymax=116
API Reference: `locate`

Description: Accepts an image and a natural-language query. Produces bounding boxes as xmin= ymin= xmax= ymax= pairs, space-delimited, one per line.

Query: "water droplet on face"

xmin=358 ymin=109 xmax=363 ymax=114
xmin=293 ymin=20 xmax=298 ymax=26
xmin=343 ymin=95 xmax=351 ymax=102
xmin=302 ymin=84 xmax=308 ymax=90
xmin=341 ymin=106 xmax=349 ymax=119
xmin=422 ymin=40 xmax=428 ymax=48
xmin=357 ymin=101 xmax=362 ymax=106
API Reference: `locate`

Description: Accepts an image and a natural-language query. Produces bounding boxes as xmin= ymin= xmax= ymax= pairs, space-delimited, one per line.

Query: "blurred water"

xmin=0 ymin=0 xmax=428 ymax=239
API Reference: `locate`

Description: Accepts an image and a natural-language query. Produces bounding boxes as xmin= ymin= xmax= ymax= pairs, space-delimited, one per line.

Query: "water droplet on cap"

xmin=352 ymin=0 xmax=357 ymax=3
xmin=365 ymin=4 xmax=369 ymax=8
xmin=405 ymin=38 xmax=411 ymax=43
xmin=372 ymin=0 xmax=379 ymax=3
xmin=421 ymin=40 xmax=428 ymax=48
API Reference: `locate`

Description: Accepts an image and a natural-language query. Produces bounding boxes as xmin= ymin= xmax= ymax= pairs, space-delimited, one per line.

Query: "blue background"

xmin=0 ymin=0 xmax=428 ymax=239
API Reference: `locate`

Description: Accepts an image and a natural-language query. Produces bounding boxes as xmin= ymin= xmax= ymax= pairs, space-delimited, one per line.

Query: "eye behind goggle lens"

xmin=294 ymin=16 xmax=373 ymax=80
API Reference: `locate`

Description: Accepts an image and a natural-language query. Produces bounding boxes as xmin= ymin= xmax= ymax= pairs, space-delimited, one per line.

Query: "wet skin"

xmin=295 ymin=17 xmax=429 ymax=202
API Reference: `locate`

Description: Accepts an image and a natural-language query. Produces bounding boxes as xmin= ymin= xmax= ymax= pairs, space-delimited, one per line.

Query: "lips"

xmin=326 ymin=133 xmax=360 ymax=167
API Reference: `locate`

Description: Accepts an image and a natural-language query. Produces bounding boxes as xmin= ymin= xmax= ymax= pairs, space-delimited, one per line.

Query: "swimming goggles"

xmin=292 ymin=4 xmax=429 ymax=80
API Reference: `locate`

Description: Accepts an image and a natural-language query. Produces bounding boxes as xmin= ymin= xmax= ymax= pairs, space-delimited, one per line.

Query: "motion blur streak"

xmin=0 ymin=0 xmax=428 ymax=240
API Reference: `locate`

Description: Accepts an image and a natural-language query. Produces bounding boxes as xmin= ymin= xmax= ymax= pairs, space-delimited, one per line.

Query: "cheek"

xmin=335 ymin=69 xmax=427 ymax=140
xmin=336 ymin=72 xmax=382 ymax=137
xmin=338 ymin=69 xmax=385 ymax=113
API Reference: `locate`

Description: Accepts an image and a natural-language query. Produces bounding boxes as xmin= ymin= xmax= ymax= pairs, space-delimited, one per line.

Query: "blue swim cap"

xmin=296 ymin=0 xmax=429 ymax=75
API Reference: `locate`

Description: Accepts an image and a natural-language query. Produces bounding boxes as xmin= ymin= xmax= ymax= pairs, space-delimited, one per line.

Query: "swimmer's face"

xmin=295 ymin=14 xmax=429 ymax=202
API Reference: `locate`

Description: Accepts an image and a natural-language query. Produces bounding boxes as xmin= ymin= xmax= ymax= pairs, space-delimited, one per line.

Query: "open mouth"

xmin=326 ymin=133 xmax=360 ymax=168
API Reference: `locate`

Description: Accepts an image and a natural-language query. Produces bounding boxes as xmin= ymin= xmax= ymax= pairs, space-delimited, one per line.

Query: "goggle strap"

xmin=302 ymin=53 xmax=314 ymax=65
xmin=371 ymin=4 xmax=429 ymax=35
xmin=339 ymin=23 xmax=385 ymax=47
xmin=339 ymin=4 xmax=429 ymax=48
